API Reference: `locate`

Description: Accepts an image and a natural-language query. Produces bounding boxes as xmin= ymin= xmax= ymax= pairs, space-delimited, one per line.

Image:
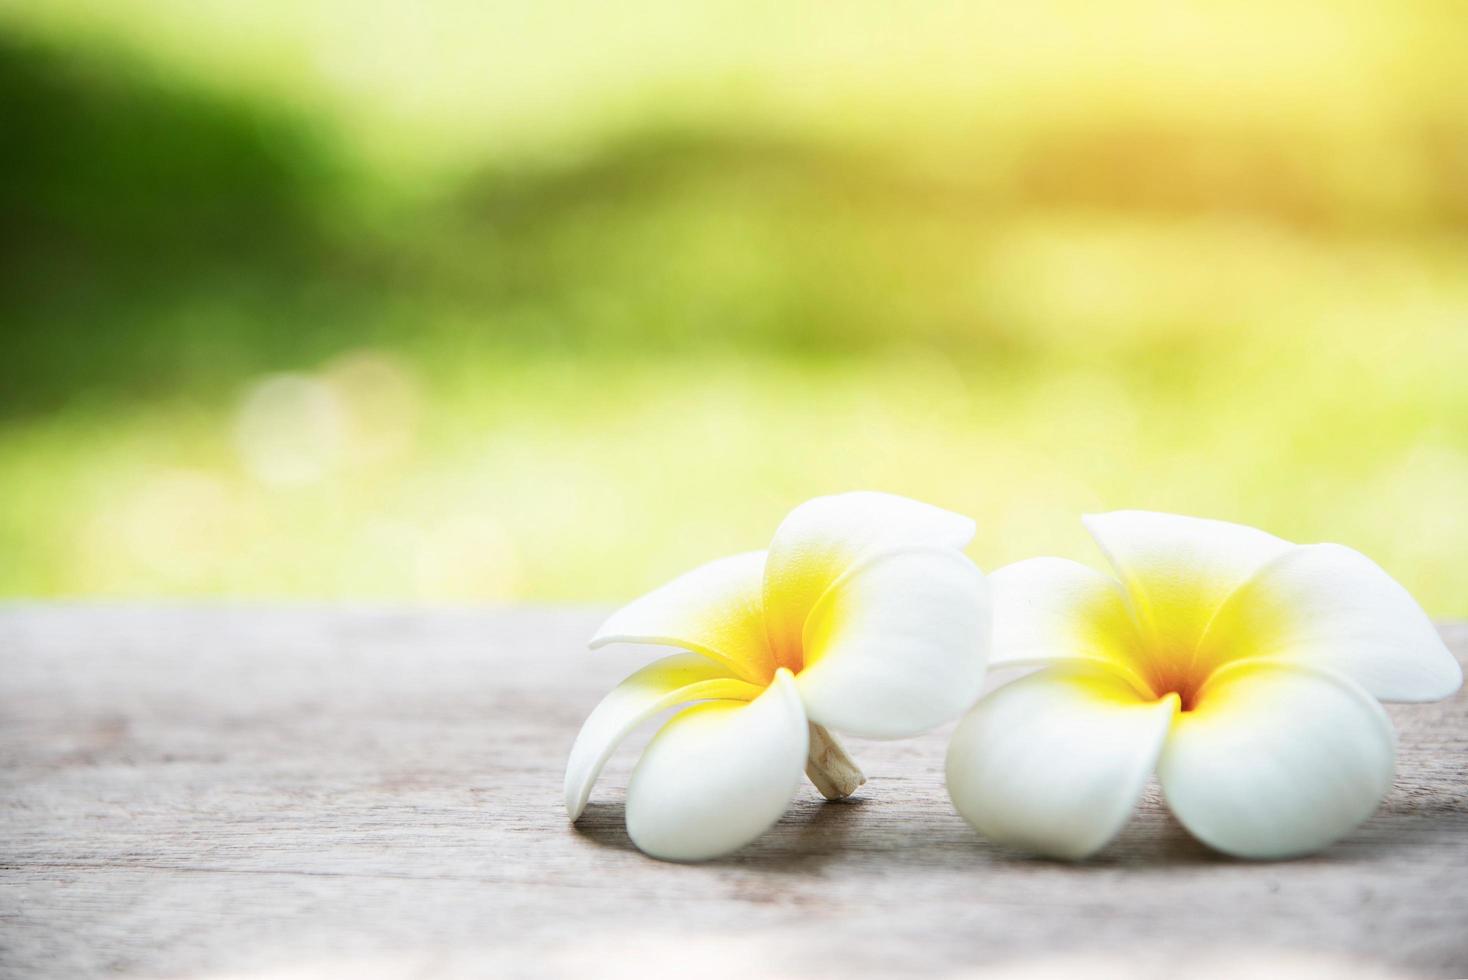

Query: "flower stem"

xmin=805 ymin=722 xmax=866 ymax=800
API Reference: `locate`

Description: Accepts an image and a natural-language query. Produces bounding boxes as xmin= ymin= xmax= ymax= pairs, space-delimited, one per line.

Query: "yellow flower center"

xmin=1135 ymin=651 xmax=1209 ymax=712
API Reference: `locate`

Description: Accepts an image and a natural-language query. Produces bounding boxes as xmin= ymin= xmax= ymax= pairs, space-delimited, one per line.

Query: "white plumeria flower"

xmin=947 ymin=511 xmax=1462 ymax=861
xmin=566 ymin=492 xmax=990 ymax=861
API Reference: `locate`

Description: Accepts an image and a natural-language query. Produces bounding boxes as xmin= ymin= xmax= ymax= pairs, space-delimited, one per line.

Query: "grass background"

xmin=2 ymin=0 xmax=1466 ymax=612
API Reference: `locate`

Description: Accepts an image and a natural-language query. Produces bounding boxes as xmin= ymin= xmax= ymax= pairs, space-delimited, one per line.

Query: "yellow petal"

xmin=1195 ymin=543 xmax=1461 ymax=703
xmin=625 ymin=669 xmax=808 ymax=861
xmin=946 ymin=662 xmax=1178 ymax=860
xmin=988 ymin=556 xmax=1150 ymax=692
xmin=1159 ymin=659 xmax=1395 ymax=859
xmin=591 ymin=550 xmax=775 ymax=684
xmin=798 ymin=546 xmax=989 ymax=738
xmin=1082 ymin=511 xmax=1291 ymax=687
xmin=763 ymin=491 xmax=975 ymax=671
xmin=564 ymin=653 xmax=764 ymax=820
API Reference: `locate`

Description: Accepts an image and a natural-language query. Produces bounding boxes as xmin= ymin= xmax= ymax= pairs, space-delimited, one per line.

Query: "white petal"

xmin=797 ymin=546 xmax=990 ymax=738
xmin=1158 ymin=659 xmax=1396 ymax=859
xmin=989 ymin=556 xmax=1147 ymax=685
xmin=564 ymin=653 xmax=764 ymax=820
xmin=763 ymin=491 xmax=975 ymax=669
xmin=625 ymin=669 xmax=808 ymax=861
xmin=946 ymin=663 xmax=1178 ymax=860
xmin=1082 ymin=511 xmax=1291 ymax=653
xmin=1197 ymin=543 xmax=1461 ymax=702
xmin=591 ymin=550 xmax=775 ymax=684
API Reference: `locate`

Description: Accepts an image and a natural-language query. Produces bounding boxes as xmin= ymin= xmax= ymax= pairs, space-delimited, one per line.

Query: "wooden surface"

xmin=2 ymin=606 xmax=1466 ymax=979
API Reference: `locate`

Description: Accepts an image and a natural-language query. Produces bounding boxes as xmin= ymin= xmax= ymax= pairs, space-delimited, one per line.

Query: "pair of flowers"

xmin=565 ymin=493 xmax=1460 ymax=862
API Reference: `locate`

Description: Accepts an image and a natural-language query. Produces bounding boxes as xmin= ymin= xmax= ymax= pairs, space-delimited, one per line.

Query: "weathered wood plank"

xmin=1 ymin=607 xmax=1465 ymax=978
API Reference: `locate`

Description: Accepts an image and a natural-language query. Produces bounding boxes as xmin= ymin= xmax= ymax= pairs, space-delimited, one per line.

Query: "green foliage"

xmin=0 ymin=6 xmax=1465 ymax=611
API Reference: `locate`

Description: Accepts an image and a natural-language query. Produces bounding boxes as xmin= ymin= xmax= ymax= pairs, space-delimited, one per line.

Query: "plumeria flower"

xmin=947 ymin=511 xmax=1461 ymax=860
xmin=566 ymin=492 xmax=990 ymax=861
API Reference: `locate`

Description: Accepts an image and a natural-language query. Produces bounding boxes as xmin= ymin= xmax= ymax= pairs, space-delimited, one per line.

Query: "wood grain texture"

xmin=1 ymin=606 xmax=1465 ymax=979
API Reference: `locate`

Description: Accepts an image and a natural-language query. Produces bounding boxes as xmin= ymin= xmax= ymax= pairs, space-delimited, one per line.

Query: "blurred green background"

xmin=2 ymin=0 xmax=1466 ymax=612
